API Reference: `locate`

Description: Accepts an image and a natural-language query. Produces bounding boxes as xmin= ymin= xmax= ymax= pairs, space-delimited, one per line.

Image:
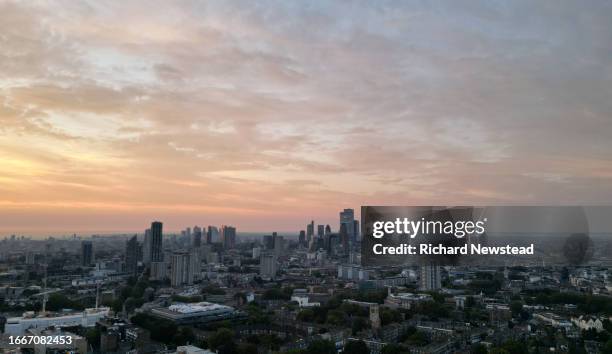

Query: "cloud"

xmin=1 ymin=0 xmax=611 ymax=233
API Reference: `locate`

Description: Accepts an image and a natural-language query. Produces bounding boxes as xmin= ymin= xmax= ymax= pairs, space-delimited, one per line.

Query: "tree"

xmin=471 ymin=344 xmax=488 ymax=354
xmin=602 ymin=339 xmax=612 ymax=354
xmin=510 ymin=301 xmax=523 ymax=317
xmin=237 ymin=343 xmax=258 ymax=354
xmin=380 ymin=308 xmax=402 ymax=325
xmin=85 ymin=327 xmax=101 ymax=349
xmin=130 ymin=313 xmax=177 ymax=344
xmin=46 ymin=293 xmax=84 ymax=311
xmin=173 ymin=327 xmax=195 ymax=346
xmin=351 ymin=317 xmax=369 ymax=335
xmin=327 ymin=309 xmax=345 ymax=326
xmin=306 ymin=339 xmax=335 ymax=354
xmin=208 ymin=328 xmax=235 ymax=352
xmin=498 ymin=340 xmax=526 ymax=354
xmin=344 ymin=340 xmax=369 ymax=354
xmin=297 ymin=309 xmax=315 ymax=322
xmin=381 ymin=343 xmax=409 ymax=354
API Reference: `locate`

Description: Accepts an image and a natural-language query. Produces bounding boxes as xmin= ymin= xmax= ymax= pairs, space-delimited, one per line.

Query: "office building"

xmin=263 ymin=235 xmax=274 ymax=250
xmin=317 ymin=225 xmax=325 ymax=238
xmin=274 ymin=235 xmax=285 ymax=257
xmin=206 ymin=226 xmax=218 ymax=244
xmin=81 ymin=240 xmax=93 ymax=266
xmin=306 ymin=221 xmax=314 ymax=243
xmin=125 ymin=235 xmax=139 ymax=275
xmin=193 ymin=226 xmax=202 ymax=248
xmin=143 ymin=228 xmax=151 ymax=264
xmin=150 ymin=221 xmax=163 ymax=262
xmin=221 ymin=225 xmax=236 ymax=250
xmin=340 ymin=209 xmax=357 ymax=244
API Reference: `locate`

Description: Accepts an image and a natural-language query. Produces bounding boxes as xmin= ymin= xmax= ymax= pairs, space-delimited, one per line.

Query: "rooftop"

xmin=167 ymin=302 xmax=232 ymax=314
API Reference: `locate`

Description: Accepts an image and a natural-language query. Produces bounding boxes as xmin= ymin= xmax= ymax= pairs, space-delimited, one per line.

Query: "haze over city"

xmin=1 ymin=1 xmax=612 ymax=235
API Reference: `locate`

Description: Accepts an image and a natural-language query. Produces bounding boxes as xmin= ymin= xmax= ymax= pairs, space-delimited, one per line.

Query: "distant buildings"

xmin=206 ymin=226 xmax=218 ymax=244
xmin=273 ymin=234 xmax=285 ymax=257
xmin=193 ymin=226 xmax=202 ymax=248
xmin=25 ymin=251 xmax=35 ymax=265
xmin=317 ymin=224 xmax=325 ymax=238
xmin=125 ymin=235 xmax=139 ymax=275
xmin=263 ymin=234 xmax=274 ymax=250
xmin=81 ymin=240 xmax=93 ymax=266
xmin=221 ymin=225 xmax=236 ymax=250
xmin=150 ymin=221 xmax=164 ymax=262
xmin=306 ymin=221 xmax=314 ymax=244
xmin=252 ymin=247 xmax=261 ymax=259
xmin=143 ymin=228 xmax=151 ymax=264
xmin=340 ymin=208 xmax=359 ymax=244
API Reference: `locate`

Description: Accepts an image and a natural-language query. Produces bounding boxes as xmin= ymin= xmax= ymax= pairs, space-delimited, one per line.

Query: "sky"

xmin=1 ymin=0 xmax=612 ymax=235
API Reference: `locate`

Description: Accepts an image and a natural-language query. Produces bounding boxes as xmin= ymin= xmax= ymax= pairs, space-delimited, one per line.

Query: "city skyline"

xmin=2 ymin=1 xmax=612 ymax=234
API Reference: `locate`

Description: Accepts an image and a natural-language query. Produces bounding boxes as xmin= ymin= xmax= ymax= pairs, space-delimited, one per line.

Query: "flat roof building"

xmin=5 ymin=307 xmax=110 ymax=335
xmin=150 ymin=302 xmax=235 ymax=325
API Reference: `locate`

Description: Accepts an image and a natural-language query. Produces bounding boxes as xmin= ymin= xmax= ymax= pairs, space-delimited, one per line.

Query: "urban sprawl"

xmin=1 ymin=209 xmax=611 ymax=354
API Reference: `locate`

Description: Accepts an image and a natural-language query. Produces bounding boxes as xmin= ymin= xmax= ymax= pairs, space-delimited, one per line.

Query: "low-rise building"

xmin=4 ymin=307 xmax=110 ymax=335
xmin=150 ymin=302 xmax=235 ymax=325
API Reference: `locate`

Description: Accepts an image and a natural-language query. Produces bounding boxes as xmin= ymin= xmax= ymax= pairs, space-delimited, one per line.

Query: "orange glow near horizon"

xmin=1 ymin=2 xmax=612 ymax=235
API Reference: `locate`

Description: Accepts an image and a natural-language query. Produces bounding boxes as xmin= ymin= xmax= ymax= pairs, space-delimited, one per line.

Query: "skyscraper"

xmin=150 ymin=221 xmax=163 ymax=262
xmin=325 ymin=224 xmax=331 ymax=235
xmin=298 ymin=230 xmax=306 ymax=247
xmin=340 ymin=209 xmax=357 ymax=244
xmin=193 ymin=226 xmax=202 ymax=248
xmin=263 ymin=235 xmax=274 ymax=250
xmin=274 ymin=235 xmax=284 ymax=257
xmin=317 ymin=225 xmax=325 ymax=238
xmin=206 ymin=226 xmax=212 ymax=244
xmin=81 ymin=240 xmax=93 ymax=266
xmin=340 ymin=223 xmax=349 ymax=253
xmin=142 ymin=228 xmax=151 ymax=264
xmin=221 ymin=225 xmax=236 ymax=250
xmin=125 ymin=235 xmax=139 ymax=275
xmin=207 ymin=226 xmax=219 ymax=244
xmin=306 ymin=221 xmax=314 ymax=243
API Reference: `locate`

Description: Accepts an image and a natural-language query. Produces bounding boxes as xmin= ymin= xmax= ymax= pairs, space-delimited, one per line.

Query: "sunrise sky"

xmin=1 ymin=1 xmax=612 ymax=235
